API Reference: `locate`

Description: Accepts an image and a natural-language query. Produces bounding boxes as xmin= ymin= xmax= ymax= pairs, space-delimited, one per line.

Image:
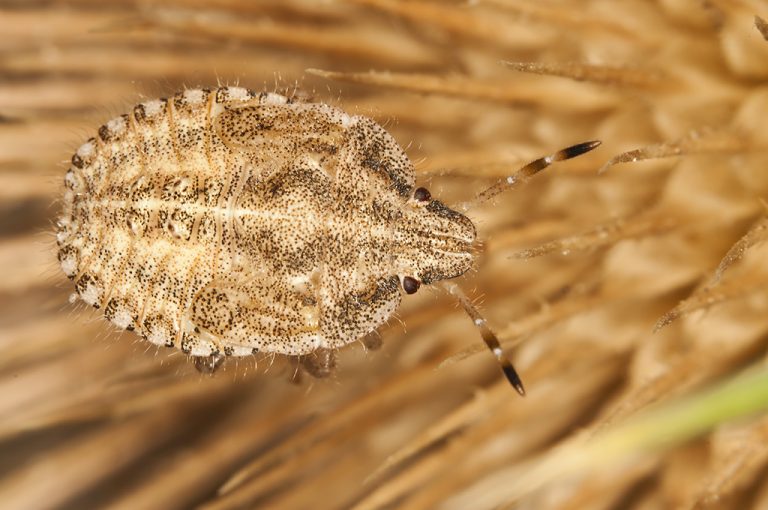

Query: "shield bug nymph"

xmin=56 ymin=86 xmax=599 ymax=394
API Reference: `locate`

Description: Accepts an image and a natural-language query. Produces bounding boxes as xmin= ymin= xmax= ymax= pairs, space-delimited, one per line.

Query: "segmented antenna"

xmin=458 ymin=140 xmax=601 ymax=212
xmin=444 ymin=141 xmax=601 ymax=393
xmin=442 ymin=282 xmax=526 ymax=396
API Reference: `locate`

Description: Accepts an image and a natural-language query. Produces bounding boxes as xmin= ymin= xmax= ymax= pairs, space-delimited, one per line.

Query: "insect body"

xmin=57 ymin=86 xmax=599 ymax=393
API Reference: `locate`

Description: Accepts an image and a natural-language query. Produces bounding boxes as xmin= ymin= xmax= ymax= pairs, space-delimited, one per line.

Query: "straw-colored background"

xmin=3 ymin=1 xmax=768 ymax=509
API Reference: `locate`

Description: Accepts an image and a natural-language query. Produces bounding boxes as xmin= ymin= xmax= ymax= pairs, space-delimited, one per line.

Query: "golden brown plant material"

xmin=3 ymin=1 xmax=768 ymax=509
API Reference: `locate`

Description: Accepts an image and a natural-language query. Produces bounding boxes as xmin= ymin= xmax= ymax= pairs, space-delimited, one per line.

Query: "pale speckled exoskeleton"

xmin=57 ymin=86 xmax=599 ymax=394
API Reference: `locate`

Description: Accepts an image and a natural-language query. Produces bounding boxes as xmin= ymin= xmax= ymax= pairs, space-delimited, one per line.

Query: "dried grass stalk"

xmin=3 ymin=1 xmax=768 ymax=509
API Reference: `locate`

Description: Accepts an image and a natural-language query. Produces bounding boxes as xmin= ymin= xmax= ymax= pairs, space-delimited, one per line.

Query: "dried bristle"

xmin=4 ymin=2 xmax=768 ymax=510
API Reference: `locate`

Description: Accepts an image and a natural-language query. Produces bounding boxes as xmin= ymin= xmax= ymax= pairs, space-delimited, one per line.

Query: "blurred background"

xmin=3 ymin=1 xmax=768 ymax=509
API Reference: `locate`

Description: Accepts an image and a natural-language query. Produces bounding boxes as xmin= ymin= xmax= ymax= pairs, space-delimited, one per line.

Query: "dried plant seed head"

xmin=56 ymin=86 xmax=599 ymax=391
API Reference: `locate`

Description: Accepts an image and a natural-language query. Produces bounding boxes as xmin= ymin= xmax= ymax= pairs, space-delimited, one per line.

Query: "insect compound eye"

xmin=402 ymin=276 xmax=421 ymax=294
xmin=413 ymin=187 xmax=431 ymax=202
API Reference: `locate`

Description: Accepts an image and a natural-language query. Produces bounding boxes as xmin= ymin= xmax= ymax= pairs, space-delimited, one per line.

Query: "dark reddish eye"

xmin=413 ymin=187 xmax=431 ymax=202
xmin=402 ymin=276 xmax=420 ymax=294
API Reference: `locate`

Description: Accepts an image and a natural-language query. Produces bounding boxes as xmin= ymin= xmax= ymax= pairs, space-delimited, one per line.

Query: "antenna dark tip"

xmin=502 ymin=362 xmax=526 ymax=396
xmin=559 ymin=140 xmax=602 ymax=160
xmin=460 ymin=139 xmax=603 ymax=211
xmin=443 ymin=282 xmax=527 ymax=397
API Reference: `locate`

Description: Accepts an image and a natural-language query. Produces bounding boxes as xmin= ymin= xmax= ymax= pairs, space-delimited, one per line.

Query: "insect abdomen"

xmin=57 ymin=87 xmax=282 ymax=354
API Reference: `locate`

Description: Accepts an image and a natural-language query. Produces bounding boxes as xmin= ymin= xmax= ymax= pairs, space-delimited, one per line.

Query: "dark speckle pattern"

xmin=56 ymin=87 xmax=476 ymax=362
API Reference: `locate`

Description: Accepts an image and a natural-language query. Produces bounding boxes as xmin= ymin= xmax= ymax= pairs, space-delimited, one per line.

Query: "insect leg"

xmin=193 ymin=353 xmax=226 ymax=374
xmin=301 ymin=348 xmax=337 ymax=379
xmin=361 ymin=331 xmax=383 ymax=351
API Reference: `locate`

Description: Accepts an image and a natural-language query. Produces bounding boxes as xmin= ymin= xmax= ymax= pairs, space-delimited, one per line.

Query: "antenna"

xmin=442 ymin=282 xmax=526 ymax=396
xmin=458 ymin=140 xmax=601 ymax=212
xmin=441 ymin=141 xmax=600 ymax=393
